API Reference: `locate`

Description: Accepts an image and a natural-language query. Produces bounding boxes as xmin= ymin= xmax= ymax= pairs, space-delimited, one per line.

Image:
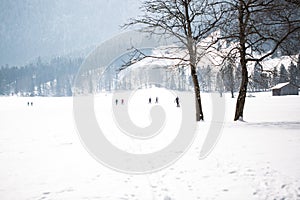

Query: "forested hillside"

xmin=0 ymin=57 xmax=82 ymax=96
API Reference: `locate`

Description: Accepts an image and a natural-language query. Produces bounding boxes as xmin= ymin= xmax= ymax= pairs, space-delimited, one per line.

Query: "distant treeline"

xmin=0 ymin=57 xmax=83 ymax=96
xmin=1 ymin=54 xmax=299 ymax=97
xmin=74 ymin=55 xmax=300 ymax=96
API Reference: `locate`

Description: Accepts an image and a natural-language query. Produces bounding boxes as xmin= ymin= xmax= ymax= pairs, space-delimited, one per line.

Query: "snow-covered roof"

xmin=270 ymin=82 xmax=290 ymax=89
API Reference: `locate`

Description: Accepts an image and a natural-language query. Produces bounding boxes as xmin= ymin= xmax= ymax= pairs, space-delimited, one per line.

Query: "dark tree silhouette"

xmin=214 ymin=0 xmax=300 ymax=120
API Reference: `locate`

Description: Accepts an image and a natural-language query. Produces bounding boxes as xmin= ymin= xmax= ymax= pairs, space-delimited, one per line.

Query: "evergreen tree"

xmin=288 ymin=61 xmax=297 ymax=85
xmin=253 ymin=62 xmax=262 ymax=91
xmin=296 ymin=55 xmax=300 ymax=86
xmin=205 ymin=65 xmax=212 ymax=92
xmin=179 ymin=66 xmax=186 ymax=91
xmin=221 ymin=59 xmax=235 ymax=98
xmin=234 ymin=64 xmax=242 ymax=91
xmin=271 ymin=67 xmax=279 ymax=86
xmin=197 ymin=67 xmax=204 ymax=91
xmin=170 ymin=74 xmax=176 ymax=90
xmin=279 ymin=64 xmax=289 ymax=83
xmin=261 ymin=73 xmax=269 ymax=91
xmin=216 ymin=72 xmax=224 ymax=97
xmin=0 ymin=66 xmax=4 ymax=95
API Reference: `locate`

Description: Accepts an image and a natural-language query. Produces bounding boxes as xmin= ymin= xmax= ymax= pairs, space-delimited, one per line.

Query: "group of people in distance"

xmin=115 ymin=99 xmax=124 ymax=105
xmin=148 ymin=97 xmax=159 ymax=104
xmin=114 ymin=96 xmax=180 ymax=107
xmin=148 ymin=96 xmax=180 ymax=107
xmin=27 ymin=101 xmax=33 ymax=106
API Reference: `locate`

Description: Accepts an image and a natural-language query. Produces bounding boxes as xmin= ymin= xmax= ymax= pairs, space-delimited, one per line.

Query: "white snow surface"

xmin=0 ymin=89 xmax=300 ymax=200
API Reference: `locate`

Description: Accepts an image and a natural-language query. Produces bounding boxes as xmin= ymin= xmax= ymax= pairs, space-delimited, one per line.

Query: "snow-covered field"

xmin=0 ymin=90 xmax=300 ymax=200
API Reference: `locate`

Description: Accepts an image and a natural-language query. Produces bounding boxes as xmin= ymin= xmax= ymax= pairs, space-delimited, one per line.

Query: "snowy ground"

xmin=0 ymin=90 xmax=300 ymax=200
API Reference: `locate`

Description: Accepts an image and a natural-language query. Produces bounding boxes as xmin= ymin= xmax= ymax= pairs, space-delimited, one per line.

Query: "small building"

xmin=271 ymin=82 xmax=298 ymax=96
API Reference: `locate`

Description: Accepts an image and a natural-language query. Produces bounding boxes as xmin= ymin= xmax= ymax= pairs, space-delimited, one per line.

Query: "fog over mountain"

xmin=0 ymin=0 xmax=141 ymax=66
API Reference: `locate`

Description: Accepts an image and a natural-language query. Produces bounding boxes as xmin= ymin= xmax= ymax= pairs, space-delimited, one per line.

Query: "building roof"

xmin=270 ymin=82 xmax=290 ymax=90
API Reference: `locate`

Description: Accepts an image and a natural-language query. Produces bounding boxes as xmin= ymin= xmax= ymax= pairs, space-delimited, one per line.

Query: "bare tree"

xmin=214 ymin=0 xmax=300 ymax=120
xmin=124 ymin=0 xmax=224 ymax=121
xmin=216 ymin=71 xmax=224 ymax=97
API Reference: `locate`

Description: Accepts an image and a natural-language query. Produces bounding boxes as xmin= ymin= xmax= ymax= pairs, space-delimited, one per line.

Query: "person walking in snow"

xmin=149 ymin=97 xmax=152 ymax=104
xmin=175 ymin=96 xmax=180 ymax=107
xmin=115 ymin=99 xmax=118 ymax=105
xmin=121 ymin=99 xmax=124 ymax=105
xmin=155 ymin=97 xmax=158 ymax=103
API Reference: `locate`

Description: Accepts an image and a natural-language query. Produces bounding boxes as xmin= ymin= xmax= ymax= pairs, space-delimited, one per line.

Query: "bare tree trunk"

xmin=190 ymin=63 xmax=204 ymax=121
xmin=184 ymin=0 xmax=204 ymax=121
xmin=234 ymin=62 xmax=248 ymax=121
xmin=234 ymin=0 xmax=248 ymax=121
xmin=188 ymin=42 xmax=204 ymax=121
xmin=230 ymin=71 xmax=234 ymax=98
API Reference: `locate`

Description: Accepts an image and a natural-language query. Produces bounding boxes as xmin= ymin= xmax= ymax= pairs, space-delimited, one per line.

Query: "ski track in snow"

xmin=0 ymin=90 xmax=299 ymax=200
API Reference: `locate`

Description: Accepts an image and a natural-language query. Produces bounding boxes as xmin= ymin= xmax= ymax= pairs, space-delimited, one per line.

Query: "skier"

xmin=115 ymin=99 xmax=118 ymax=105
xmin=121 ymin=99 xmax=124 ymax=105
xmin=175 ymin=96 xmax=180 ymax=107
xmin=149 ymin=97 xmax=152 ymax=104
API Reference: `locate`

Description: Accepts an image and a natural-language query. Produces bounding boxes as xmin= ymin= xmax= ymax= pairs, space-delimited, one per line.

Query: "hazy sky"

xmin=0 ymin=0 xmax=140 ymax=66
